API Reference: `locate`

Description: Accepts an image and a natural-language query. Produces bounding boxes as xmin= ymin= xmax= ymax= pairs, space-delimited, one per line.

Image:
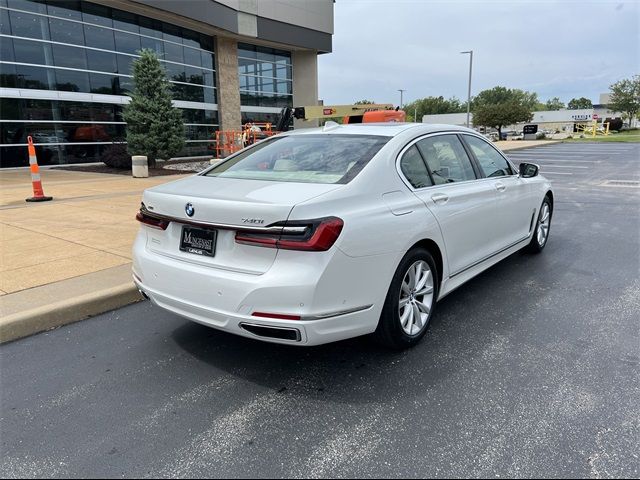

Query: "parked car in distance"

xmin=133 ymin=123 xmax=553 ymax=349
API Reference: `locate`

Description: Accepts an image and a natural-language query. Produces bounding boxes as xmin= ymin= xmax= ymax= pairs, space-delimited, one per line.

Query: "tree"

xmin=123 ymin=49 xmax=184 ymax=167
xmin=545 ymin=97 xmax=565 ymax=110
xmin=568 ymin=97 xmax=593 ymax=110
xmin=608 ymin=75 xmax=640 ymax=128
xmin=472 ymin=86 xmax=535 ymax=139
xmin=403 ymin=96 xmax=466 ymax=122
xmin=354 ymin=99 xmax=376 ymax=105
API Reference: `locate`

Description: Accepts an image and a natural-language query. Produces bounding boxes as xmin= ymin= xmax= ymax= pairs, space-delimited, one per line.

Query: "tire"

xmin=526 ymin=196 xmax=552 ymax=254
xmin=375 ymin=248 xmax=439 ymax=349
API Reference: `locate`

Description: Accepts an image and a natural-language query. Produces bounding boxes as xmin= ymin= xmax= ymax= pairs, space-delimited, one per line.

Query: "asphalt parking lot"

xmin=1 ymin=142 xmax=639 ymax=478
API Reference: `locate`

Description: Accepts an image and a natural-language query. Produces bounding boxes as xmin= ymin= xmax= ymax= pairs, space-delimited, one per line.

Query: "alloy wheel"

xmin=398 ymin=260 xmax=435 ymax=336
xmin=537 ymin=203 xmax=550 ymax=246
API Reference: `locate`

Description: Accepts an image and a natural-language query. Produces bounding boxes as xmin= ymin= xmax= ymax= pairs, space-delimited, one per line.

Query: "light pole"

xmin=398 ymin=89 xmax=405 ymax=109
xmin=460 ymin=50 xmax=473 ymax=128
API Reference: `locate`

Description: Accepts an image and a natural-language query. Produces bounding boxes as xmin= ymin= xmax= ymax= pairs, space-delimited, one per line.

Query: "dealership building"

xmin=0 ymin=0 xmax=334 ymax=167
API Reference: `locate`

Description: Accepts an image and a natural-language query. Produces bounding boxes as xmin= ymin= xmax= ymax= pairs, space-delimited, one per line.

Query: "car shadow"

xmin=170 ymin=247 xmax=556 ymax=405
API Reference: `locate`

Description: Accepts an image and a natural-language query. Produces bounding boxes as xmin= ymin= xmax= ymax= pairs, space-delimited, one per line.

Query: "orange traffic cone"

xmin=25 ymin=135 xmax=52 ymax=202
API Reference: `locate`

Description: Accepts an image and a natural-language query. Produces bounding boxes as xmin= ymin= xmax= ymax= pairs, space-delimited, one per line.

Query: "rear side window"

xmin=464 ymin=134 xmax=514 ymax=177
xmin=400 ymin=145 xmax=432 ymax=188
xmin=416 ymin=134 xmax=477 ymax=184
xmin=205 ymin=134 xmax=390 ymax=184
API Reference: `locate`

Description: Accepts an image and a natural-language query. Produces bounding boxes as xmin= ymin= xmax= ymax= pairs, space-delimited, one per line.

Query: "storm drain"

xmin=601 ymin=180 xmax=640 ymax=187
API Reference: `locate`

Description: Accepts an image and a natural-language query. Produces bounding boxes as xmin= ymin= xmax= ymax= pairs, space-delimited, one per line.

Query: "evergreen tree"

xmin=123 ymin=49 xmax=184 ymax=167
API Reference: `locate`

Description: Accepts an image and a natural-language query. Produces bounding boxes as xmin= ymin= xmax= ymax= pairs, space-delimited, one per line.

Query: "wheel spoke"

xmin=415 ymin=299 xmax=430 ymax=315
xmin=408 ymin=267 xmax=416 ymax=290
xmin=416 ymin=285 xmax=434 ymax=296
xmin=400 ymin=305 xmax=411 ymax=327
xmin=401 ymin=280 xmax=411 ymax=295
xmin=414 ymin=262 xmax=423 ymax=285
xmin=412 ymin=302 xmax=422 ymax=330
xmin=541 ymin=208 xmax=550 ymax=223
xmin=399 ymin=297 xmax=410 ymax=308
xmin=415 ymin=268 xmax=430 ymax=291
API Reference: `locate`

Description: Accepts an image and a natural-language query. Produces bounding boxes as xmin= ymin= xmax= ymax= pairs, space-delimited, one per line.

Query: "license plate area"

xmin=179 ymin=226 xmax=216 ymax=257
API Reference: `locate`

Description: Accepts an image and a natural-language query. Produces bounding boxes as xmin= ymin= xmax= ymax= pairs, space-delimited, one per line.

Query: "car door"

xmin=461 ymin=134 xmax=536 ymax=247
xmin=402 ymin=133 xmax=502 ymax=276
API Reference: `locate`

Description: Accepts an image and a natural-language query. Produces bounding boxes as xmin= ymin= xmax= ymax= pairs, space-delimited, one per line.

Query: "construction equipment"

xmin=289 ymin=104 xmax=406 ymax=124
xmin=575 ymin=120 xmax=611 ymax=137
xmin=214 ymin=103 xmax=406 ymax=158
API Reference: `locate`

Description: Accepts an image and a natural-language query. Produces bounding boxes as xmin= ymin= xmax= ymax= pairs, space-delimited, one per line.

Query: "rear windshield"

xmin=204 ymin=134 xmax=390 ymax=184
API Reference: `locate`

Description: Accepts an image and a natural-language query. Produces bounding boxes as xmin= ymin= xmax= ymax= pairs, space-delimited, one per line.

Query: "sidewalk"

xmin=0 ymin=139 xmax=561 ymax=343
xmin=0 ymin=168 xmax=187 ymax=342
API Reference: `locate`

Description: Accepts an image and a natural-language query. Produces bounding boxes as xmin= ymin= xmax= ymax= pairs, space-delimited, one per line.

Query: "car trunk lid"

xmin=140 ymin=176 xmax=341 ymax=274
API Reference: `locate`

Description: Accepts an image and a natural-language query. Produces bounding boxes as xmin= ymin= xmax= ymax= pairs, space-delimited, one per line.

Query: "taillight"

xmin=235 ymin=216 xmax=343 ymax=251
xmin=136 ymin=208 xmax=169 ymax=230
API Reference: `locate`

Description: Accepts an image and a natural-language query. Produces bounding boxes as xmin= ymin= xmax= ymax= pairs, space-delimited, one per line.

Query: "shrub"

xmin=102 ymin=140 xmax=131 ymax=169
xmin=604 ymin=117 xmax=624 ymax=131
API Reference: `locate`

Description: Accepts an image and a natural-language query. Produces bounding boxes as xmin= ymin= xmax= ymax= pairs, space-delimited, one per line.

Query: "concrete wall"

xmin=215 ymin=37 xmax=242 ymax=133
xmin=126 ymin=0 xmax=333 ymax=51
xmin=292 ymin=50 xmax=319 ymax=129
xmin=219 ymin=0 xmax=334 ymax=34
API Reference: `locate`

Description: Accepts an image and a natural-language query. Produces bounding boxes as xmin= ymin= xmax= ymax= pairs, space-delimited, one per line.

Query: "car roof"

xmin=284 ymin=122 xmax=478 ymax=137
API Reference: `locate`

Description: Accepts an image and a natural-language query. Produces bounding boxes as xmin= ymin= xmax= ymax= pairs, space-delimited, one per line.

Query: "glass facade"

xmin=0 ymin=0 xmax=218 ymax=166
xmin=238 ymin=42 xmax=292 ymax=125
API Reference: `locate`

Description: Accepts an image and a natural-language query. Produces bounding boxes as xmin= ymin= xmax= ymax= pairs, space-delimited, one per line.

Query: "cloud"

xmin=318 ymin=0 xmax=640 ymax=105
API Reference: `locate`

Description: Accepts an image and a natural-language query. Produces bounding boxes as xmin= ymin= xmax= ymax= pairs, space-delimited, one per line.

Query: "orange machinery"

xmin=214 ymin=104 xmax=406 ymax=158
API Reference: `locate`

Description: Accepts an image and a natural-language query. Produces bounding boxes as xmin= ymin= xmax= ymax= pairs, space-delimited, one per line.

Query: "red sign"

xmin=323 ymin=108 xmax=336 ymax=115
xmin=593 ymin=114 xmax=599 ymax=120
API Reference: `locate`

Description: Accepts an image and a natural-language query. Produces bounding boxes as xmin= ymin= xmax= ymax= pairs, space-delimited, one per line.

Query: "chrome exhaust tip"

xmin=138 ymin=288 xmax=150 ymax=301
xmin=239 ymin=323 xmax=301 ymax=342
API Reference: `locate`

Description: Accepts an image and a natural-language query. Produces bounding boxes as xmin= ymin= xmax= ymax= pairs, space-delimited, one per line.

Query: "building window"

xmin=0 ymin=97 xmax=219 ymax=167
xmin=0 ymin=0 xmax=219 ymax=166
xmin=238 ymin=43 xmax=292 ymax=114
xmin=0 ymin=0 xmax=217 ymax=102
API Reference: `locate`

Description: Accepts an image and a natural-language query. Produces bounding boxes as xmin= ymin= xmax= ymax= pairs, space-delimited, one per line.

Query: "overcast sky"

xmin=317 ymin=0 xmax=640 ymax=107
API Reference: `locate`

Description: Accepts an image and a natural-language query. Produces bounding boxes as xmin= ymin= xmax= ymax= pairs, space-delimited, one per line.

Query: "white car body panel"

xmin=132 ymin=123 xmax=552 ymax=346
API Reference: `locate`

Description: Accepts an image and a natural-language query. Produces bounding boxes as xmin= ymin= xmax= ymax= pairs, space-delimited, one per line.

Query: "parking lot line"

xmin=538 ymin=165 xmax=589 ymax=169
xmin=509 ymin=152 xmax=590 ymax=155
xmin=510 ymin=158 xmax=598 ymax=163
xmin=540 ymin=171 xmax=573 ymax=175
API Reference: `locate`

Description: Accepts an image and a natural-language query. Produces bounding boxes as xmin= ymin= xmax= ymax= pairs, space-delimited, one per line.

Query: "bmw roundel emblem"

xmin=185 ymin=202 xmax=194 ymax=217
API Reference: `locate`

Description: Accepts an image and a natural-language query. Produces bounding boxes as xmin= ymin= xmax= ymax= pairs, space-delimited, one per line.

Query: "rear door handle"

xmin=495 ymin=182 xmax=506 ymax=192
xmin=431 ymin=193 xmax=449 ymax=205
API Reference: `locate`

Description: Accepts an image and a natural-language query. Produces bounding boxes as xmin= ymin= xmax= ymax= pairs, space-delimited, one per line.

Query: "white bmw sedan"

xmin=133 ymin=123 xmax=553 ymax=349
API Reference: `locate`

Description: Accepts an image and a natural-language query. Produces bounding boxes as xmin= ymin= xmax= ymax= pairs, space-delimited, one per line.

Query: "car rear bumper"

xmin=132 ymin=231 xmax=391 ymax=346
xmin=134 ymin=278 xmax=375 ymax=346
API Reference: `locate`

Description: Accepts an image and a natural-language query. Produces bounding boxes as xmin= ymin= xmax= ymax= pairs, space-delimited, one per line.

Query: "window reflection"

xmin=1 ymin=0 xmax=220 ymax=167
xmin=238 ymin=43 xmax=292 ymax=109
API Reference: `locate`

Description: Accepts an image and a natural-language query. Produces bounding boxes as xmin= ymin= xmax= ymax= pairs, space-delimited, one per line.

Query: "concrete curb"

xmin=0 ymin=282 xmax=142 ymax=344
xmin=497 ymin=140 xmax=563 ymax=152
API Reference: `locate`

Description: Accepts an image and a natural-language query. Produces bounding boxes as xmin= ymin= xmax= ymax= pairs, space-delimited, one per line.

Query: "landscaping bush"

xmin=102 ymin=140 xmax=131 ymax=169
xmin=604 ymin=117 xmax=624 ymax=131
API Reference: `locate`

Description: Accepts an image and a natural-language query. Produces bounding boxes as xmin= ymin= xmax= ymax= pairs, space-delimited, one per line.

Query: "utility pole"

xmin=460 ymin=50 xmax=473 ymax=128
xmin=398 ymin=89 xmax=406 ymax=109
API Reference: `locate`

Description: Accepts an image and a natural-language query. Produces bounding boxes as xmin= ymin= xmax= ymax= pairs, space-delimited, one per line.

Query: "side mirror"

xmin=519 ymin=162 xmax=539 ymax=178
